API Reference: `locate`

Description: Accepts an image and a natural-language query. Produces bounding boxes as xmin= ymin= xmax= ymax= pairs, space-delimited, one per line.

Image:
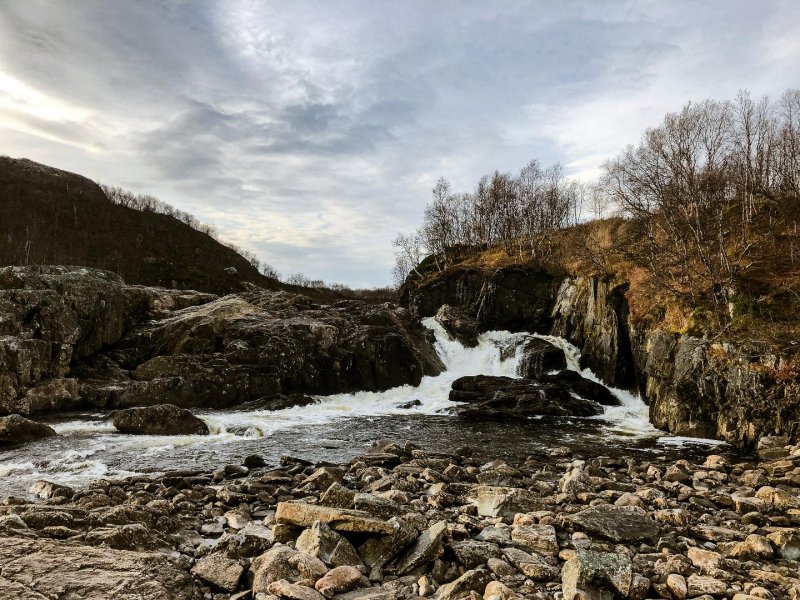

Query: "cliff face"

xmin=402 ymin=268 xmax=800 ymax=447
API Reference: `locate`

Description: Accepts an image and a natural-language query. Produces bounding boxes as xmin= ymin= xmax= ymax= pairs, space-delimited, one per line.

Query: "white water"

xmin=0 ymin=318 xmax=704 ymax=495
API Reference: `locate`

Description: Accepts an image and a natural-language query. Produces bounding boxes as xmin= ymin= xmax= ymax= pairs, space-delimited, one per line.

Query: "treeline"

xmin=393 ymin=161 xmax=583 ymax=283
xmin=600 ymin=90 xmax=800 ymax=317
xmin=397 ymin=89 xmax=800 ymax=327
xmin=101 ymin=184 xmax=266 ymax=273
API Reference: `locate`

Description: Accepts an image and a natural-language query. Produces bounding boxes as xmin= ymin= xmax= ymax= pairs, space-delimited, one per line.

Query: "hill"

xmin=0 ymin=156 xmax=281 ymax=296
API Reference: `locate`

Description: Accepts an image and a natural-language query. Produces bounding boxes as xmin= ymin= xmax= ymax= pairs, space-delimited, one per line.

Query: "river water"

xmin=0 ymin=318 xmax=725 ymax=497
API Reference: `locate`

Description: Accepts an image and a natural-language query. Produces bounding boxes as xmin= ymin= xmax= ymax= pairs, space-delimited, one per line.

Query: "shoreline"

xmin=1 ymin=439 xmax=798 ymax=599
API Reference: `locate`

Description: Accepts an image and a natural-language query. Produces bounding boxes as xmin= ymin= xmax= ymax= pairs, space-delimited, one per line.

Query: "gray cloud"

xmin=1 ymin=0 xmax=798 ymax=286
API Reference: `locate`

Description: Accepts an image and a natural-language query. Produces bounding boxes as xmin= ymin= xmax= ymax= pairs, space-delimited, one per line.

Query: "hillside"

xmin=0 ymin=156 xmax=282 ymax=296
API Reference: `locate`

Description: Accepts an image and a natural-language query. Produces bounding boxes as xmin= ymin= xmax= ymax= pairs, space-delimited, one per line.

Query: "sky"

xmin=1 ymin=1 xmax=798 ymax=287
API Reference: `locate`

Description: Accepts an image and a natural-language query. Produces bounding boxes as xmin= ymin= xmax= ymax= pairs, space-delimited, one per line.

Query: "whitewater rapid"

xmin=0 ymin=318 xmax=718 ymax=496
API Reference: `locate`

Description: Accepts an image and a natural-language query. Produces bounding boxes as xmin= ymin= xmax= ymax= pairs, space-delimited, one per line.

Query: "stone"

xmin=469 ymin=486 xmax=542 ymax=518
xmin=667 ymin=574 xmax=688 ymax=600
xmin=686 ymin=547 xmax=725 ymax=574
xmin=483 ymin=580 xmax=517 ymax=600
xmin=287 ymin=553 xmax=328 ymax=583
xmin=561 ymin=550 xmax=633 ymax=600
xmin=112 ymin=404 xmax=209 ymax=435
xmin=757 ymin=436 xmax=790 ymax=460
xmin=396 ymin=520 xmax=447 ymax=575
xmin=566 ymin=504 xmax=660 ymax=543
xmin=516 ymin=338 xmax=567 ymax=378
xmin=726 ymin=534 xmax=774 ymax=561
xmin=296 ymin=521 xmax=363 ymax=568
xmin=434 ymin=568 xmax=490 ymax=600
xmin=191 ymin=554 xmax=244 ymax=592
xmin=0 ymin=536 xmax=199 ymax=599
xmin=686 ymin=575 xmax=727 ymax=597
xmin=320 ymin=482 xmax=356 ymax=509
xmin=251 ymin=545 xmax=301 ymax=593
xmin=214 ymin=522 xmax=275 ymax=558
xmin=0 ymin=414 xmax=57 ymax=446
xmin=334 ymin=590 xmax=393 ymax=600
xmin=450 ymin=375 xmax=605 ymax=419
xmin=267 ymin=579 xmax=326 ymax=600
xmin=767 ymin=529 xmax=800 ymax=560
xmin=354 ymin=493 xmax=408 ymax=520
xmin=29 ymin=479 xmax=74 ymax=500
xmin=358 ymin=515 xmax=419 ymax=570
xmin=451 ymin=540 xmax=502 ymax=569
xmin=435 ymin=304 xmax=479 ymax=347
xmin=275 ymin=502 xmax=393 ymax=534
xmin=314 ymin=565 xmax=362 ymax=597
xmin=501 ymin=547 xmax=558 ymax=581
xmin=510 ymin=524 xmax=558 ymax=556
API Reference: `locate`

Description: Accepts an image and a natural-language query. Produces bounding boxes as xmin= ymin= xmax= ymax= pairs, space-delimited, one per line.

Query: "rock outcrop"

xmin=0 ymin=266 xmax=444 ymax=419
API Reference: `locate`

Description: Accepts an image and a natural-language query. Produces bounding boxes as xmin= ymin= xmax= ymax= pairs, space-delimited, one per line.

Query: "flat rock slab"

xmin=276 ymin=502 xmax=394 ymax=535
xmin=0 ymin=535 xmax=199 ymax=600
xmin=567 ymin=504 xmax=660 ymax=543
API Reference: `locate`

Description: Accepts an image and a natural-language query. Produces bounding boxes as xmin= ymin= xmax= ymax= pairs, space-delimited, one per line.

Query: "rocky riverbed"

xmin=1 ymin=438 xmax=798 ymax=600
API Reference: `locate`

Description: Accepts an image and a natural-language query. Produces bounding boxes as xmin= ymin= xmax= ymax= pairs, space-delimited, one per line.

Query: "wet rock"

xmin=191 ymin=554 xmax=244 ymax=592
xmin=561 ymin=550 xmax=634 ymax=600
xmin=112 ymin=404 xmax=209 ymax=435
xmin=517 ymin=338 xmax=567 ymax=378
xmin=29 ymin=480 xmax=73 ymax=500
xmin=396 ymin=520 xmax=447 ymax=575
xmin=566 ymin=504 xmax=660 ymax=543
xmin=314 ymin=565 xmax=362 ymax=597
xmin=296 ymin=521 xmax=364 ymax=568
xmin=0 ymin=414 xmax=57 ymax=446
xmin=435 ymin=304 xmax=479 ymax=347
xmin=276 ymin=503 xmax=393 ymax=535
xmin=450 ymin=375 xmax=604 ymax=419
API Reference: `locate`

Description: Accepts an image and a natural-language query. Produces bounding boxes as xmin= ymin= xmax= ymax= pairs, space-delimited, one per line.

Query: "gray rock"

xmin=191 ymin=554 xmax=244 ymax=592
xmin=0 ymin=414 xmax=57 ymax=446
xmin=562 ymin=550 xmax=634 ymax=600
xmin=112 ymin=404 xmax=209 ymax=436
xmin=296 ymin=521 xmax=364 ymax=568
xmin=567 ymin=504 xmax=660 ymax=543
xmin=395 ymin=520 xmax=447 ymax=575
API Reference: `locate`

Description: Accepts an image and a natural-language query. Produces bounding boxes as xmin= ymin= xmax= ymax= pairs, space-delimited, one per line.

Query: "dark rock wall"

xmin=403 ymin=267 xmax=800 ymax=447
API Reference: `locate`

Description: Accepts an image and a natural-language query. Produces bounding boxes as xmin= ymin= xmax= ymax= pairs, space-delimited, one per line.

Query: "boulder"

xmin=450 ymin=375 xmax=604 ymax=419
xmin=275 ymin=502 xmax=393 ymax=534
xmin=251 ymin=545 xmax=301 ymax=593
xmin=566 ymin=504 xmax=660 ymax=543
xmin=395 ymin=520 xmax=447 ymax=575
xmin=296 ymin=521 xmax=363 ymax=568
xmin=191 ymin=554 xmax=244 ymax=592
xmin=516 ymin=338 xmax=567 ymax=378
xmin=433 ymin=568 xmax=490 ymax=600
xmin=468 ymin=486 xmax=542 ymax=518
xmin=562 ymin=550 xmax=634 ymax=600
xmin=0 ymin=414 xmax=57 ymax=447
xmin=0 ymin=536 xmax=199 ymax=599
xmin=111 ymin=404 xmax=209 ymax=435
xmin=267 ymin=579 xmax=326 ymax=600
xmin=314 ymin=565 xmax=362 ymax=597
xmin=435 ymin=304 xmax=479 ymax=347
xmin=358 ymin=515 xmax=419 ymax=570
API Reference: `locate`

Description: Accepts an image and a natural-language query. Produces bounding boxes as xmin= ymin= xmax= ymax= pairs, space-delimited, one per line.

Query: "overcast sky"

xmin=1 ymin=1 xmax=798 ymax=286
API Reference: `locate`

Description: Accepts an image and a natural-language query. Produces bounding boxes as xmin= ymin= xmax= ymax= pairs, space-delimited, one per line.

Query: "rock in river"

xmin=111 ymin=404 xmax=209 ymax=435
xmin=0 ymin=414 xmax=56 ymax=447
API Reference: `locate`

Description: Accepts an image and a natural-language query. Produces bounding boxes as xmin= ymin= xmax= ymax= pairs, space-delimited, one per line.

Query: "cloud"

xmin=1 ymin=0 xmax=798 ymax=285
